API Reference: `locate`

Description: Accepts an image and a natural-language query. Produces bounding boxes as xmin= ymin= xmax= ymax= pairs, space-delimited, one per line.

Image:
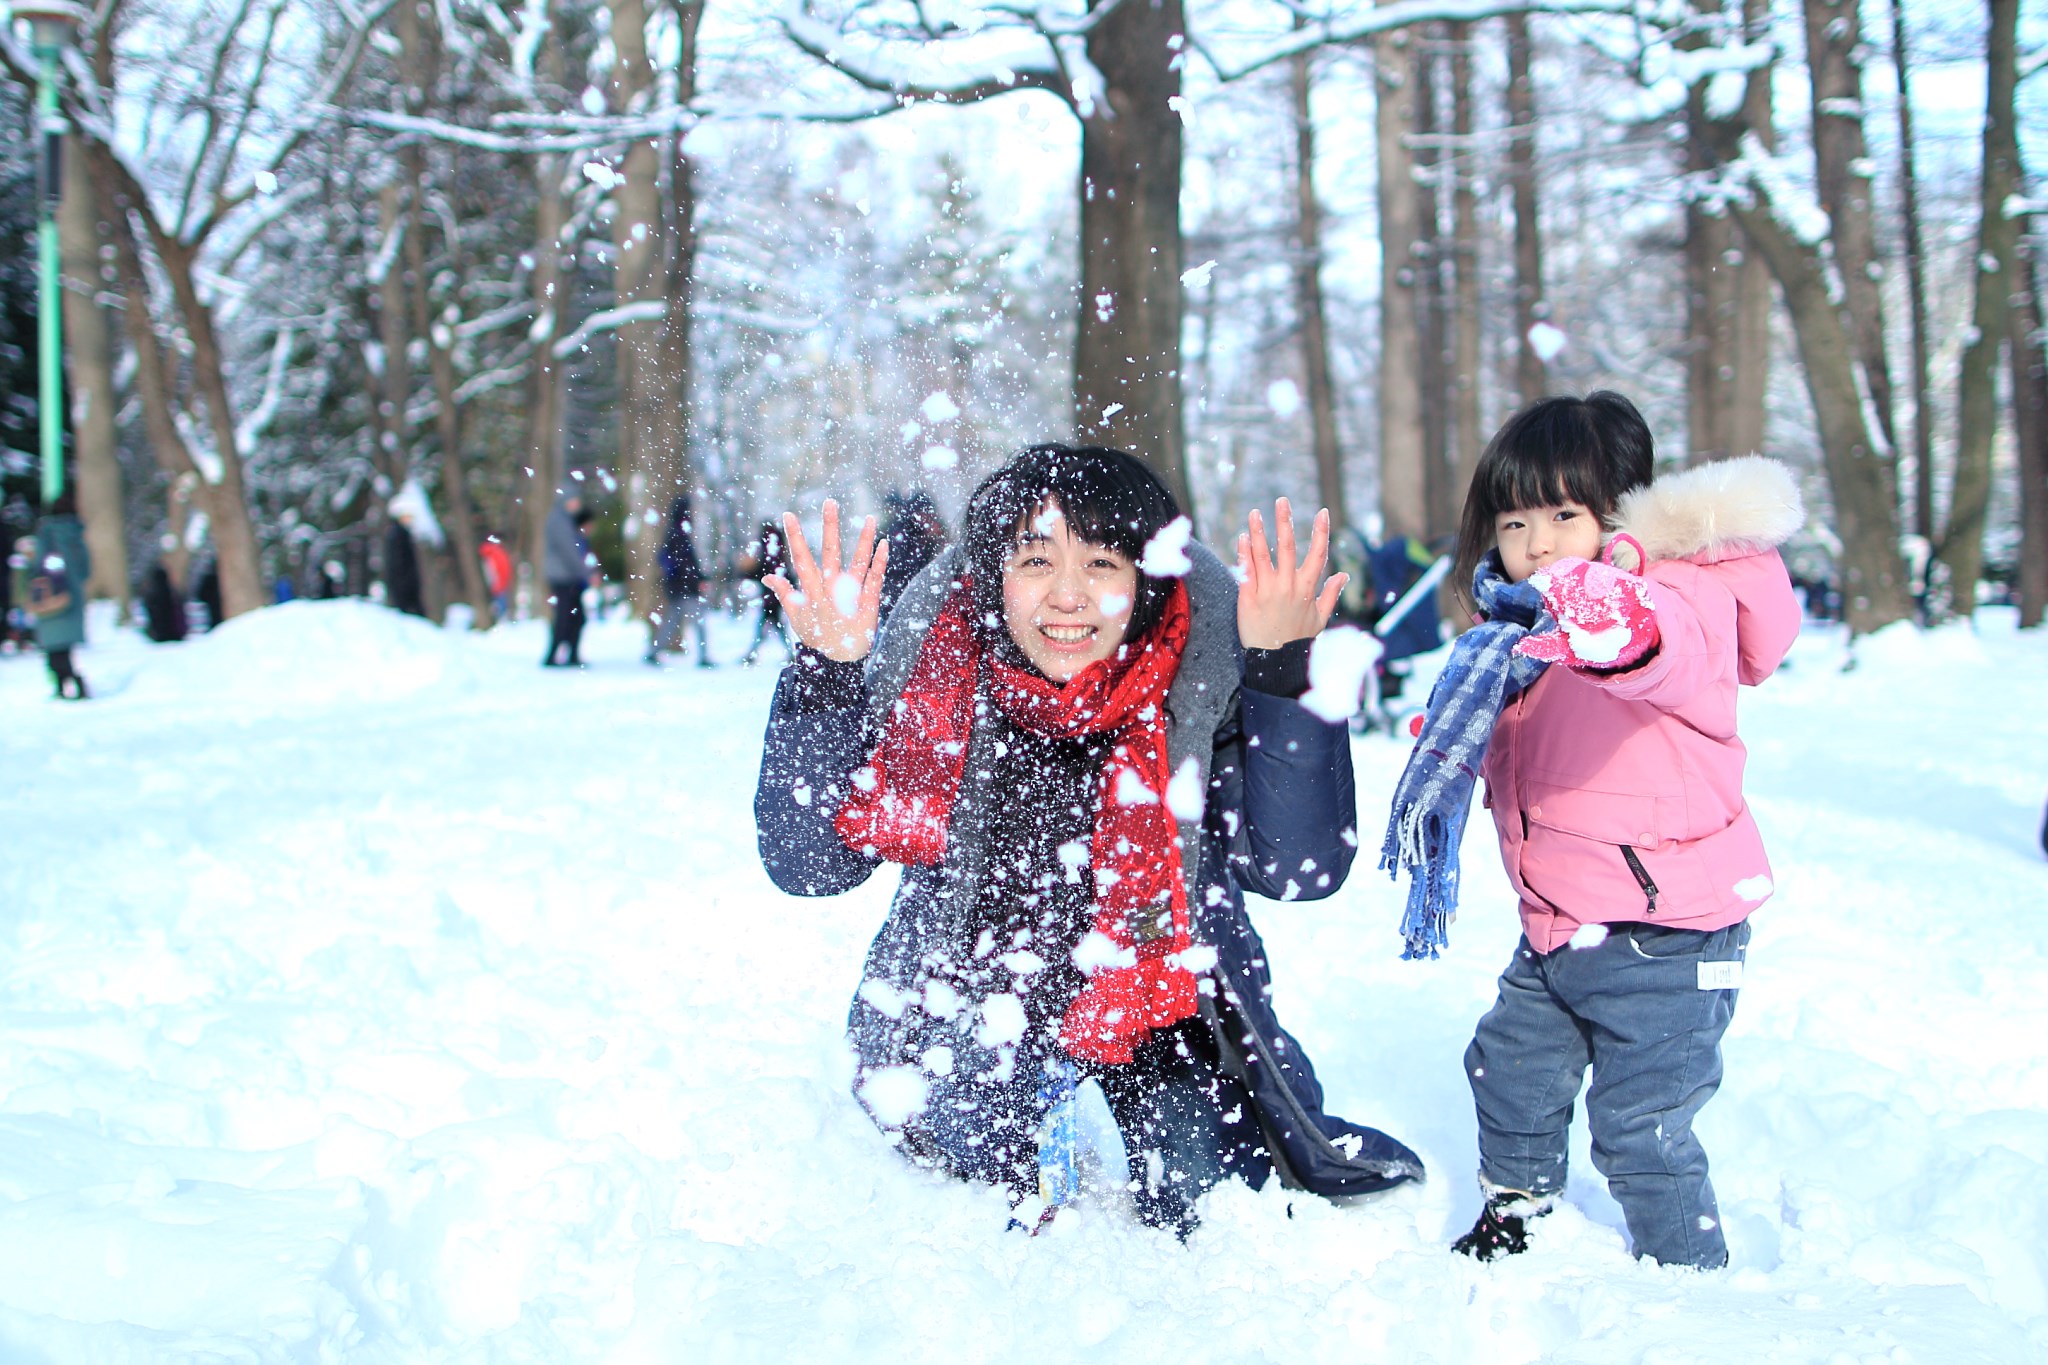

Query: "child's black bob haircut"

xmin=1453 ymin=391 xmax=1656 ymax=608
xmin=961 ymin=444 xmax=1182 ymax=643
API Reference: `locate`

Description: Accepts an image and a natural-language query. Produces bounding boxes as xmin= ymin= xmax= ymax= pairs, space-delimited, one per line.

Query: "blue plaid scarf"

xmin=1380 ymin=556 xmax=1553 ymax=959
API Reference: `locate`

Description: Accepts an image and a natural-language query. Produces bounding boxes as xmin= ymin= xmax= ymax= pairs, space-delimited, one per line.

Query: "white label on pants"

xmin=1697 ymin=960 xmax=1743 ymax=991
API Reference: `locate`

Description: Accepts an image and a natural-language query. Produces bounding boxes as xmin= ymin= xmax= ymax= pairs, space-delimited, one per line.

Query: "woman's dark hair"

xmin=1452 ymin=391 xmax=1656 ymax=609
xmin=961 ymin=444 xmax=1182 ymax=643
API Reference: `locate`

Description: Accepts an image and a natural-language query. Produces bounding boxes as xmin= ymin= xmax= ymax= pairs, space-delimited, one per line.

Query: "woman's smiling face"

xmin=1001 ymin=501 xmax=1140 ymax=683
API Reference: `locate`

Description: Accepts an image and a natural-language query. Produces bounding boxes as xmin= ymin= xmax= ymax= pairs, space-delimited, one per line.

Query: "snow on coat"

xmin=1482 ymin=456 xmax=1805 ymax=952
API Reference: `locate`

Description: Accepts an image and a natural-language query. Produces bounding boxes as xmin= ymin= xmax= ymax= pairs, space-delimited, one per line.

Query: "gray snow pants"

xmin=1465 ymin=919 xmax=1750 ymax=1269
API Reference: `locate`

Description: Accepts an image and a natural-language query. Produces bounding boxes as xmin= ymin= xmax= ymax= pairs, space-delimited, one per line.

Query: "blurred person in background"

xmin=737 ymin=519 xmax=790 ymax=667
xmin=141 ymin=559 xmax=187 ymax=643
xmin=647 ymin=494 xmax=713 ymax=668
xmin=479 ymin=534 xmax=513 ymax=621
xmin=27 ymin=491 xmax=92 ymax=700
xmin=543 ymin=493 xmax=596 ymax=667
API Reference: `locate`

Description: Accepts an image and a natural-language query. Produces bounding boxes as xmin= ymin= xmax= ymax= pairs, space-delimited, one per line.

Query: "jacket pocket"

xmin=1522 ymin=778 xmax=1665 ymax=850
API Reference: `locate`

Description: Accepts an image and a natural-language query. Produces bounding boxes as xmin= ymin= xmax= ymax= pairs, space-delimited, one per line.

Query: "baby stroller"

xmin=1332 ymin=530 xmax=1451 ymax=736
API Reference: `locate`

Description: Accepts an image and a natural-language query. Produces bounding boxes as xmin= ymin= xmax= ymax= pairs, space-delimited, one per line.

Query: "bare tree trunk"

xmin=1888 ymin=0 xmax=1936 ymax=547
xmin=2011 ymin=233 xmax=2048 ymax=628
xmin=1414 ymin=27 xmax=1455 ymax=540
xmin=99 ymin=153 xmax=248 ymax=613
xmin=1729 ymin=0 xmax=1773 ymax=464
xmin=606 ymin=0 xmax=671 ymax=618
xmin=658 ymin=0 xmax=706 ymax=522
xmin=1803 ymin=0 xmax=1897 ymax=458
xmin=1290 ymin=41 xmax=1346 ymax=529
xmin=398 ymin=0 xmax=490 ymax=625
xmin=1077 ymin=0 xmax=1189 ymax=515
xmin=1730 ymin=195 xmax=1913 ymax=633
xmin=59 ymin=136 xmax=126 ymax=608
xmin=371 ymin=181 xmax=411 ymax=489
xmin=1377 ymin=22 xmax=1427 ymax=541
xmin=1503 ymin=11 xmax=1544 ymax=406
xmin=523 ymin=153 xmax=568 ymax=613
xmin=1682 ymin=0 xmax=1771 ymax=466
xmin=1937 ymin=0 xmax=2020 ymax=615
xmin=1450 ymin=21 xmax=1483 ymax=511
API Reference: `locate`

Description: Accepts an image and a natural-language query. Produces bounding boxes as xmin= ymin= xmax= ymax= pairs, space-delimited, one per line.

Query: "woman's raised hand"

xmin=763 ymin=500 xmax=890 ymax=662
xmin=1236 ymin=498 xmax=1347 ymax=649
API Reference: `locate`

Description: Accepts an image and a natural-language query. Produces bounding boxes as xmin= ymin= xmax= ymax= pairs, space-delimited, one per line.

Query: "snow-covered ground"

xmin=1 ymin=599 xmax=2043 ymax=1362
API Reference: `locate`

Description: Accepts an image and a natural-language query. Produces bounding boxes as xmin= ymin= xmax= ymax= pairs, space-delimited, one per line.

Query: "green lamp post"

xmin=13 ymin=0 xmax=88 ymax=507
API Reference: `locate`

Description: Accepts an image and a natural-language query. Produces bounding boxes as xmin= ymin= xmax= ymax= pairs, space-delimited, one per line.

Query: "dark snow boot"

xmin=1452 ymin=1189 xmax=1552 ymax=1262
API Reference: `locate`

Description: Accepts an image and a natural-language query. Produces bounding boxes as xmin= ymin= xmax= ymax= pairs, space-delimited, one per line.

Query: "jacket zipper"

xmin=1620 ymin=846 xmax=1660 ymax=915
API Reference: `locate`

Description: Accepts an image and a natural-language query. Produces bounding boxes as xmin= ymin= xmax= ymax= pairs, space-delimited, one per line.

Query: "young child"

xmin=1382 ymin=392 xmax=1802 ymax=1269
xmin=755 ymin=445 xmax=1422 ymax=1236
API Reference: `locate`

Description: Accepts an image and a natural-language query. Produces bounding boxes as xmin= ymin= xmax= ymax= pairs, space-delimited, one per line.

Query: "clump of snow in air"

xmin=974 ymin=993 xmax=1027 ymax=1050
xmin=1265 ymin=379 xmax=1302 ymax=419
xmin=831 ymin=573 xmax=862 ymax=617
xmin=1114 ymin=768 xmax=1158 ymax=807
xmin=1165 ymin=755 xmax=1205 ymax=821
xmin=1568 ymin=923 xmax=1611 ymax=951
xmin=582 ymin=160 xmax=623 ymax=189
xmin=920 ymin=391 xmax=961 ymax=424
xmin=1099 ymin=592 xmax=1131 ymax=618
xmin=1071 ymin=929 xmax=1136 ymax=973
xmin=1301 ymin=626 xmax=1383 ymax=723
xmin=1526 ymin=321 xmax=1569 ymax=363
xmin=6 ymin=601 xmax=2048 ymax=1358
xmin=921 ymin=445 xmax=959 ymax=471
xmin=860 ymin=1066 xmax=928 ymax=1126
xmin=1733 ymin=875 xmax=1773 ymax=902
xmin=1139 ymin=516 xmax=1194 ymax=577
xmin=1181 ymin=259 xmax=1217 ymax=288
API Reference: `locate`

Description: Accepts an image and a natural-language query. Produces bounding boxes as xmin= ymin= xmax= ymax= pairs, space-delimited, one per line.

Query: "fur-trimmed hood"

xmin=1612 ymin=455 xmax=1804 ymax=566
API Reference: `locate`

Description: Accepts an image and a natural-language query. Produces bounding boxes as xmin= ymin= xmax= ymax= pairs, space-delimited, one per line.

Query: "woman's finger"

xmin=1273 ymin=498 xmax=1297 ymax=576
xmin=1237 ymin=530 xmax=1260 ymax=594
xmin=1246 ymin=507 xmax=1271 ymax=575
xmin=848 ymin=514 xmax=878 ymax=584
xmin=819 ymin=499 xmax=843 ymax=578
xmin=1316 ymin=572 xmax=1347 ymax=621
xmin=856 ymin=538 xmax=891 ymax=624
xmin=1302 ymin=507 xmax=1332 ymax=583
xmin=781 ymin=511 xmax=820 ymax=598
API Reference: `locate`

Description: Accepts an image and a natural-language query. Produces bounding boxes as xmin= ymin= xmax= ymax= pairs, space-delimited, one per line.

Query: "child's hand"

xmin=1514 ymin=556 xmax=1659 ymax=671
xmin=1236 ymin=498 xmax=1347 ymax=649
xmin=763 ymin=500 xmax=890 ymax=662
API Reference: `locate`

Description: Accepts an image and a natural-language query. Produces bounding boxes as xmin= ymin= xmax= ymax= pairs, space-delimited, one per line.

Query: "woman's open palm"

xmin=763 ymin=500 xmax=890 ymax=662
xmin=1236 ymin=498 xmax=1346 ymax=649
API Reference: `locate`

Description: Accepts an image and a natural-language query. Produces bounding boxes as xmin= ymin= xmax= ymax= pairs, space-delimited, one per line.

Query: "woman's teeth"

xmin=1041 ymin=624 xmax=1094 ymax=643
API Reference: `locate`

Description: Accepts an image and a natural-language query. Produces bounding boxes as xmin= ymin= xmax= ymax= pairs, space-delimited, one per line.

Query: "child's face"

xmin=1001 ymin=502 xmax=1139 ymax=683
xmin=1495 ymin=501 xmax=1603 ymax=583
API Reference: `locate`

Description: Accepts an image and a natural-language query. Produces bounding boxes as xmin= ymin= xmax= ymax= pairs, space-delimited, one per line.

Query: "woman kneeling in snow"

xmin=753 ymin=445 xmax=1421 ymax=1237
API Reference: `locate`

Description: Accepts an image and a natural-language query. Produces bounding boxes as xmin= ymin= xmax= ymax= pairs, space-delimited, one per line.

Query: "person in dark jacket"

xmin=754 ymin=445 xmax=1421 ymax=1238
xmin=28 ymin=504 xmax=92 ymax=699
xmin=195 ymin=559 xmax=223 ymax=631
xmin=384 ymin=512 xmax=426 ymax=617
xmin=646 ymin=494 xmax=713 ymax=667
xmin=141 ymin=559 xmax=187 ymax=642
xmin=543 ymin=493 xmax=594 ymax=667
xmin=738 ymin=520 xmax=790 ymax=666
xmin=877 ymin=489 xmax=949 ymax=622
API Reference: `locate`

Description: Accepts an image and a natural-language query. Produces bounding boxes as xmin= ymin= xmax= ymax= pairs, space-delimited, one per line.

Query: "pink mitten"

xmin=1513 ymin=557 xmax=1660 ymax=670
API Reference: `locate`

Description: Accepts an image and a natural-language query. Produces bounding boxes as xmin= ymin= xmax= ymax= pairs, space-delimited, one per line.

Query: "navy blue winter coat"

xmin=754 ymin=544 xmax=1422 ymax=1199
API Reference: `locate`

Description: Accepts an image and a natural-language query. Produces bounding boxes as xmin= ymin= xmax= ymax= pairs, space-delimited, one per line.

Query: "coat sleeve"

xmin=1579 ymin=550 xmax=1798 ymax=708
xmin=1222 ymin=665 xmax=1360 ymax=902
xmin=754 ymin=651 xmax=884 ymax=897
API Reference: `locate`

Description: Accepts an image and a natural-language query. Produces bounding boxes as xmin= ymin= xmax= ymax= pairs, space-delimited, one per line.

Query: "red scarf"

xmin=835 ymin=580 xmax=1199 ymax=1064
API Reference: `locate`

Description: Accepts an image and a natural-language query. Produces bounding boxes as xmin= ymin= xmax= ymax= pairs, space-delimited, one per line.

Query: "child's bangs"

xmin=1482 ymin=430 xmax=1615 ymax=520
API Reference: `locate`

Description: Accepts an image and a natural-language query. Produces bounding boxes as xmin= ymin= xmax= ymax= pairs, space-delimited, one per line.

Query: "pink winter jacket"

xmin=1479 ymin=456 xmax=1805 ymax=954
